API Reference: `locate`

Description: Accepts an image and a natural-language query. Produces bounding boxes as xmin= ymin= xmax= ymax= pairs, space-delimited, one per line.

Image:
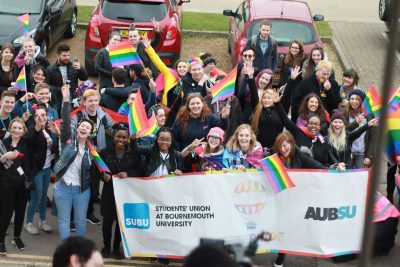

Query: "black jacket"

xmin=289 ymin=149 xmax=326 ymax=169
xmin=181 ymin=73 xmax=207 ymax=99
xmin=95 ymin=48 xmax=114 ymax=88
xmin=26 ymin=126 xmax=59 ymax=170
xmin=244 ymin=34 xmax=278 ymax=71
xmin=136 ymin=33 xmax=161 ymax=79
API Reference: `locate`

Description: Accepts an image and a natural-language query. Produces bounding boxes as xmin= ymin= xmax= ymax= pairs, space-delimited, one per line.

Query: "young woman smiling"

xmin=296 ymin=93 xmax=330 ymax=135
xmin=0 ymin=44 xmax=18 ymax=93
xmin=193 ymin=127 xmax=226 ymax=171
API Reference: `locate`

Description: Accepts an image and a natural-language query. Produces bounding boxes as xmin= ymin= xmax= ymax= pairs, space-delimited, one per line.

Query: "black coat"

xmin=181 ymin=73 xmax=207 ymax=99
xmin=26 ymin=126 xmax=58 ymax=170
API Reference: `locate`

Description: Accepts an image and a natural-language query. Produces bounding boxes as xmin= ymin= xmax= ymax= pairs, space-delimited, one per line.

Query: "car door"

xmin=46 ymin=0 xmax=64 ymax=45
xmin=229 ymin=1 xmax=245 ymax=66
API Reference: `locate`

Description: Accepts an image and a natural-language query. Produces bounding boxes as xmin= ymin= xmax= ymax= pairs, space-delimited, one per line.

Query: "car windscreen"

xmin=247 ymin=20 xmax=317 ymax=45
xmin=0 ymin=0 xmax=42 ymax=14
xmin=102 ymin=0 xmax=168 ymax=22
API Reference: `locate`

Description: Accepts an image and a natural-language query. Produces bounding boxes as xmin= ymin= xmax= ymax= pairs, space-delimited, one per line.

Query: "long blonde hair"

xmin=328 ymin=125 xmax=347 ymax=152
xmin=226 ymin=124 xmax=257 ymax=153
xmin=250 ymin=89 xmax=274 ymax=132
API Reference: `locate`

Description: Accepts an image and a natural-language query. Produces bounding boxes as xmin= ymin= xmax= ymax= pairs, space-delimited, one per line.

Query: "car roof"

xmin=104 ymin=0 xmax=165 ymax=3
xmin=251 ymin=0 xmax=313 ymax=23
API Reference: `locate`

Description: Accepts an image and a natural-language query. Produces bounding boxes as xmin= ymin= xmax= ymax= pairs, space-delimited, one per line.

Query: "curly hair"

xmin=284 ymin=40 xmax=304 ymax=67
xmin=176 ymin=93 xmax=210 ymax=134
xmin=298 ymin=93 xmax=328 ymax=122
xmin=226 ymin=124 xmax=257 ymax=153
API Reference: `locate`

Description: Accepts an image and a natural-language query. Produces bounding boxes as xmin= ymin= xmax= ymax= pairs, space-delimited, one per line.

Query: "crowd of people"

xmin=0 ymin=18 xmax=398 ymax=267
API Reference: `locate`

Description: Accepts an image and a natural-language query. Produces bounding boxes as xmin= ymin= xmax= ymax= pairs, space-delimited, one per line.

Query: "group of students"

xmin=0 ymin=18 xmax=398 ymax=266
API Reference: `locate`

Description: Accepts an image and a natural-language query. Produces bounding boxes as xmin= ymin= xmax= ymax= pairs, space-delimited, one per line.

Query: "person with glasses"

xmin=95 ymin=32 xmax=122 ymax=89
xmin=278 ymin=40 xmax=305 ymax=87
xmin=234 ymin=47 xmax=256 ymax=97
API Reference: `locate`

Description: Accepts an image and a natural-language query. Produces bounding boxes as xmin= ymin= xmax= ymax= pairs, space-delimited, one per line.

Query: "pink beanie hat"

xmin=207 ymin=127 xmax=225 ymax=143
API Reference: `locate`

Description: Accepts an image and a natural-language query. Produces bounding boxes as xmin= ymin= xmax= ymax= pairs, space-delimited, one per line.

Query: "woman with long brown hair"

xmin=296 ymin=93 xmax=330 ymax=135
xmin=279 ymin=40 xmax=305 ymax=86
xmin=0 ymin=44 xmax=18 ymax=93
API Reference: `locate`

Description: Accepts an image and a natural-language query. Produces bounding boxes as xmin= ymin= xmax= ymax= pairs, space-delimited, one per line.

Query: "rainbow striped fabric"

xmin=362 ymin=85 xmax=381 ymax=117
xmin=17 ymin=13 xmax=29 ymax=34
xmin=15 ymin=66 xmax=27 ymax=91
xmin=109 ymin=41 xmax=142 ymax=67
xmin=128 ymin=90 xmax=150 ymax=136
xmin=87 ymin=141 xmax=111 ymax=173
xmin=259 ymin=154 xmax=295 ymax=193
xmin=137 ymin=113 xmax=159 ymax=138
xmin=388 ymin=87 xmax=400 ymax=113
xmin=210 ymin=66 xmax=237 ymax=104
xmin=385 ymin=109 xmax=400 ymax=165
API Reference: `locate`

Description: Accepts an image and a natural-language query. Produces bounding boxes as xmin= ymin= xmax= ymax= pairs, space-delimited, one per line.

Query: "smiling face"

xmin=0 ymin=96 xmax=16 ymax=115
xmin=10 ymin=121 xmax=25 ymax=139
xmin=77 ymin=121 xmax=93 ymax=140
xmin=280 ymin=140 xmax=292 ymax=158
xmin=312 ymin=50 xmax=323 ymax=64
xmin=317 ymin=67 xmax=331 ymax=82
xmin=260 ymin=24 xmax=271 ymax=39
xmin=307 ymin=96 xmax=319 ymax=112
xmin=157 ymin=131 xmax=172 ymax=153
xmin=290 ymin=42 xmax=300 ymax=56
xmin=128 ymin=30 xmax=140 ymax=46
xmin=23 ymin=40 xmax=36 ymax=57
xmin=83 ymin=95 xmax=100 ymax=114
xmin=155 ymin=109 xmax=166 ymax=127
xmin=331 ymin=119 xmax=344 ymax=134
xmin=1 ymin=48 xmax=14 ymax=62
xmin=36 ymin=88 xmax=50 ymax=104
xmin=349 ymin=94 xmax=361 ymax=110
xmin=238 ymin=128 xmax=251 ymax=151
xmin=258 ymin=73 xmax=272 ymax=89
xmin=34 ymin=108 xmax=48 ymax=128
xmin=261 ymin=90 xmax=274 ymax=108
xmin=114 ymin=129 xmax=129 ymax=148
xmin=242 ymin=49 xmax=254 ymax=65
xmin=207 ymin=135 xmax=221 ymax=150
xmin=32 ymin=69 xmax=46 ymax=83
xmin=109 ymin=34 xmax=121 ymax=45
xmin=343 ymin=76 xmax=355 ymax=88
xmin=306 ymin=116 xmax=321 ymax=136
xmin=188 ymin=97 xmax=203 ymax=117
xmin=176 ymin=61 xmax=188 ymax=77
xmin=190 ymin=63 xmax=203 ymax=81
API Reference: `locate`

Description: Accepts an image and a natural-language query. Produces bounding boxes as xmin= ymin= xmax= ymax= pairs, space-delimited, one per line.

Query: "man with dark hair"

xmin=184 ymin=245 xmax=240 ymax=267
xmin=46 ymin=43 xmax=89 ymax=113
xmin=100 ymin=68 xmax=132 ymax=112
xmin=244 ymin=20 xmax=278 ymax=72
xmin=52 ymin=236 xmax=104 ymax=267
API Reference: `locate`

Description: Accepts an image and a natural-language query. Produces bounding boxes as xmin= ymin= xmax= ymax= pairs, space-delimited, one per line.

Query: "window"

xmin=102 ymin=0 xmax=168 ymax=22
xmin=0 ymin=0 xmax=43 ymax=14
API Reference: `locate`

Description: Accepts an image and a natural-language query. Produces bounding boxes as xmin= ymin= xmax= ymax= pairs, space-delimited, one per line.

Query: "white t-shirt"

xmin=62 ymin=146 xmax=85 ymax=186
xmin=151 ymin=152 xmax=169 ymax=176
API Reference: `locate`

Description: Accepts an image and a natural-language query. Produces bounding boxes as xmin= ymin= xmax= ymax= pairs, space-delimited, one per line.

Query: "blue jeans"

xmin=26 ymin=167 xmax=52 ymax=223
xmin=53 ymin=181 xmax=90 ymax=240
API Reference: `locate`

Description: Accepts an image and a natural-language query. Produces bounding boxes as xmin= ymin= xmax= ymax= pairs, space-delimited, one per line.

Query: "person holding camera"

xmin=0 ymin=118 xmax=38 ymax=254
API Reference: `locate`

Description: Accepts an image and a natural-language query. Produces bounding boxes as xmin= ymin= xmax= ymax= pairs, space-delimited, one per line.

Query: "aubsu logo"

xmin=304 ymin=206 xmax=357 ymax=221
xmin=124 ymin=203 xmax=150 ymax=229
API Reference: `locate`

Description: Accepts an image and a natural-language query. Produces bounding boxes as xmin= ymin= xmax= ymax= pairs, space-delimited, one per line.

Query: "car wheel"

xmin=64 ymin=9 xmax=77 ymax=38
xmin=379 ymin=0 xmax=390 ymax=21
xmin=85 ymin=59 xmax=96 ymax=76
xmin=40 ymin=39 xmax=48 ymax=57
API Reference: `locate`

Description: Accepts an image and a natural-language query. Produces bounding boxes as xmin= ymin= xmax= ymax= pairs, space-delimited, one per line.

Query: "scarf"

xmin=299 ymin=126 xmax=325 ymax=143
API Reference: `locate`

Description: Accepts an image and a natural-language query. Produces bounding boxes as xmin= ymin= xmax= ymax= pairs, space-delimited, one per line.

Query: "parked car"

xmin=223 ymin=0 xmax=323 ymax=84
xmin=0 ymin=0 xmax=77 ymax=56
xmin=379 ymin=0 xmax=398 ymax=30
xmin=85 ymin=0 xmax=190 ymax=75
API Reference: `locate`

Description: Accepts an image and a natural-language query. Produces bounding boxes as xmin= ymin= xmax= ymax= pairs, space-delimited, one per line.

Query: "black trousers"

xmin=386 ymin=164 xmax=398 ymax=203
xmin=0 ymin=184 xmax=29 ymax=243
xmin=102 ymin=216 xmax=121 ymax=251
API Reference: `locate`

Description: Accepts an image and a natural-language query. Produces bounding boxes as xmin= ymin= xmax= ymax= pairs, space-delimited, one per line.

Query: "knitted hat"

xmin=207 ymin=127 xmax=225 ymax=143
xmin=347 ymin=89 xmax=365 ymax=101
xmin=203 ymin=57 xmax=216 ymax=67
xmin=330 ymin=111 xmax=346 ymax=123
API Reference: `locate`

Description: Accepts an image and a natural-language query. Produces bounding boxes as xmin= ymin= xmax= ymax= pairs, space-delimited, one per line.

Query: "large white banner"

xmin=113 ymin=169 xmax=369 ymax=258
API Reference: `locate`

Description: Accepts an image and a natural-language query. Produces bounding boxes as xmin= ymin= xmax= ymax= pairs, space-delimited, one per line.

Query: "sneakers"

xmin=39 ymin=221 xmax=52 ymax=232
xmin=25 ymin=223 xmax=39 ymax=235
xmin=87 ymin=214 xmax=102 ymax=225
xmin=11 ymin=238 xmax=25 ymax=251
xmin=70 ymin=221 xmax=76 ymax=232
xmin=112 ymin=250 xmax=124 ymax=260
xmin=273 ymin=263 xmax=283 ymax=267
xmin=0 ymin=243 xmax=6 ymax=255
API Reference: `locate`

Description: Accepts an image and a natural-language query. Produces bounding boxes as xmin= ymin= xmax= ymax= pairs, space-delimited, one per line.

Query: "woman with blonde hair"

xmin=223 ymin=124 xmax=263 ymax=170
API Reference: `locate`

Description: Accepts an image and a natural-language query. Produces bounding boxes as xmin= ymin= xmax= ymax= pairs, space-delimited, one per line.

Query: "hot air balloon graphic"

xmin=233 ymin=180 xmax=267 ymax=230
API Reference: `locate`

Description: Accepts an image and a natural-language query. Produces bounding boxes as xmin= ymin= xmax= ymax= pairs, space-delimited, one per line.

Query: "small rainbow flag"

xmin=385 ymin=109 xmax=400 ymax=165
xmin=109 ymin=41 xmax=142 ymax=67
xmin=128 ymin=90 xmax=150 ymax=136
xmin=210 ymin=66 xmax=237 ymax=104
xmin=87 ymin=141 xmax=111 ymax=173
xmin=15 ymin=66 xmax=27 ymax=91
xmin=137 ymin=113 xmax=159 ymax=138
xmin=17 ymin=13 xmax=29 ymax=34
xmin=388 ymin=87 xmax=400 ymax=114
xmin=259 ymin=154 xmax=295 ymax=193
xmin=362 ymin=85 xmax=381 ymax=117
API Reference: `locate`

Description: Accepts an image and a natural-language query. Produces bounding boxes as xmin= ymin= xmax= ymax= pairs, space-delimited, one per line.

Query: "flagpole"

xmin=24 ymin=66 xmax=28 ymax=112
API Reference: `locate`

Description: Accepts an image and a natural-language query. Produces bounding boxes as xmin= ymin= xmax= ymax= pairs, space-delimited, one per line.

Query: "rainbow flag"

xmin=259 ymin=154 xmax=295 ymax=193
xmin=362 ymin=85 xmax=381 ymax=117
xmin=128 ymin=90 xmax=150 ymax=136
xmin=388 ymin=87 xmax=400 ymax=114
xmin=137 ymin=113 xmax=159 ymax=138
xmin=15 ymin=66 xmax=27 ymax=91
xmin=87 ymin=141 xmax=111 ymax=173
xmin=210 ymin=66 xmax=237 ymax=104
xmin=109 ymin=41 xmax=142 ymax=67
xmin=385 ymin=109 xmax=400 ymax=165
xmin=18 ymin=13 xmax=29 ymax=34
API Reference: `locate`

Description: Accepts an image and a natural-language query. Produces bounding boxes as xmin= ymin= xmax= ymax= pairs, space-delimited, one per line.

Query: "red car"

xmin=223 ymin=0 xmax=323 ymax=81
xmin=85 ymin=0 xmax=190 ymax=75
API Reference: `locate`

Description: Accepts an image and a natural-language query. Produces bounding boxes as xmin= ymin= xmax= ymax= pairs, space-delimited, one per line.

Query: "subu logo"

xmin=123 ymin=203 xmax=150 ymax=229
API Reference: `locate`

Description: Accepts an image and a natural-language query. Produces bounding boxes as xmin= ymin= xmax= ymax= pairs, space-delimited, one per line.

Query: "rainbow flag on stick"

xmin=210 ymin=66 xmax=237 ymax=104
xmin=109 ymin=41 xmax=142 ymax=67
xmin=385 ymin=109 xmax=400 ymax=165
xmin=137 ymin=113 xmax=159 ymax=138
xmin=128 ymin=90 xmax=150 ymax=136
xmin=15 ymin=66 xmax=27 ymax=91
xmin=259 ymin=154 xmax=295 ymax=193
xmin=362 ymin=85 xmax=382 ymax=117
xmin=87 ymin=141 xmax=111 ymax=173
xmin=388 ymin=87 xmax=400 ymax=114
xmin=17 ymin=13 xmax=29 ymax=35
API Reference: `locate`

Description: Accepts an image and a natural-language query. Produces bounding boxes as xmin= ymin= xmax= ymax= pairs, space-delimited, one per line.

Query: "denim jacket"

xmin=53 ymin=101 xmax=92 ymax=192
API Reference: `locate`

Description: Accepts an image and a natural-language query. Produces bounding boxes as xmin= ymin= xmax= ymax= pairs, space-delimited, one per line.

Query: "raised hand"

xmin=151 ymin=17 xmax=160 ymax=32
xmin=290 ymin=65 xmax=302 ymax=80
xmin=61 ymin=84 xmax=71 ymax=101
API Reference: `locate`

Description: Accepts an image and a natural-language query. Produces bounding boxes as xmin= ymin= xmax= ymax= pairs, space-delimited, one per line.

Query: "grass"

xmin=77 ymin=7 xmax=332 ymax=37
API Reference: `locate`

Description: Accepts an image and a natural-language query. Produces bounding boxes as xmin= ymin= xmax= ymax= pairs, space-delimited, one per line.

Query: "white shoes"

xmin=39 ymin=221 xmax=52 ymax=232
xmin=25 ymin=223 xmax=39 ymax=235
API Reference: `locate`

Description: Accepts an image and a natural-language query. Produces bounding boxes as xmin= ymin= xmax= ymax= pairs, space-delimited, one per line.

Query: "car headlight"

xmin=12 ymin=29 xmax=37 ymax=45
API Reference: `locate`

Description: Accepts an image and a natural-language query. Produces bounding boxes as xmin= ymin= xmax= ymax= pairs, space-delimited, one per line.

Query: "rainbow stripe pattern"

xmin=137 ymin=113 xmax=159 ymax=138
xmin=18 ymin=13 xmax=29 ymax=34
xmin=128 ymin=90 xmax=150 ymax=136
xmin=109 ymin=41 xmax=142 ymax=67
xmin=210 ymin=66 xmax=237 ymax=104
xmin=388 ymin=87 xmax=400 ymax=113
xmin=87 ymin=141 xmax=111 ymax=173
xmin=362 ymin=85 xmax=381 ymax=117
xmin=385 ymin=109 xmax=400 ymax=165
xmin=15 ymin=66 xmax=27 ymax=91
xmin=259 ymin=154 xmax=295 ymax=193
